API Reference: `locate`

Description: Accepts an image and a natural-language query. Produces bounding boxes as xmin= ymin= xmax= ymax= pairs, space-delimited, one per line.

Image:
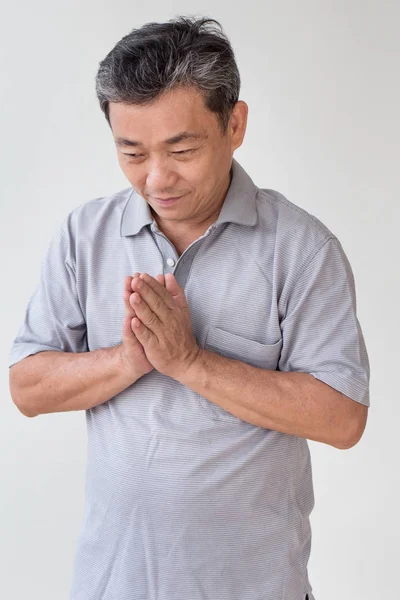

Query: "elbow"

xmin=15 ymin=401 xmax=39 ymax=418
xmin=9 ymin=366 xmax=39 ymax=418
xmin=11 ymin=390 xmax=39 ymax=418
xmin=337 ymin=432 xmax=364 ymax=451
xmin=335 ymin=438 xmax=357 ymax=451
xmin=335 ymin=403 xmax=369 ymax=450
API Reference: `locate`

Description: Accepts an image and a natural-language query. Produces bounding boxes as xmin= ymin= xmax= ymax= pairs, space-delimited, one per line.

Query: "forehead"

xmin=109 ymin=86 xmax=219 ymax=146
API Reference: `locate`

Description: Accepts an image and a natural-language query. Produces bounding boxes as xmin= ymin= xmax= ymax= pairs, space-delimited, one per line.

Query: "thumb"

xmin=165 ymin=272 xmax=186 ymax=306
xmin=155 ymin=274 xmax=166 ymax=286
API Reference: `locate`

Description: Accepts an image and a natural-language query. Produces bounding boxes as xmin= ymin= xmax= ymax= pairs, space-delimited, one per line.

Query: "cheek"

xmin=182 ymin=154 xmax=213 ymax=184
xmin=183 ymin=162 xmax=222 ymax=199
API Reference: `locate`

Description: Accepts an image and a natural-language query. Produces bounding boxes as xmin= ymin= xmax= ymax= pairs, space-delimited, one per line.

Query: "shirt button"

xmin=166 ymin=258 xmax=175 ymax=267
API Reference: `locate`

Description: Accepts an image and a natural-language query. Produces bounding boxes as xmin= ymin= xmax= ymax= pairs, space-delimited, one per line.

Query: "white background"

xmin=1 ymin=1 xmax=398 ymax=598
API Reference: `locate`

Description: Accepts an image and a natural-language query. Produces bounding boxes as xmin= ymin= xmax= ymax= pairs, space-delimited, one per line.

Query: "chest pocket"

xmin=197 ymin=325 xmax=283 ymax=423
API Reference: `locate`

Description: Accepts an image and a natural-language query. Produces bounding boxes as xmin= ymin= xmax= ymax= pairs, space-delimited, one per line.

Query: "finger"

xmin=133 ymin=273 xmax=175 ymax=310
xmin=123 ymin=289 xmax=137 ymax=317
xmin=163 ymin=273 xmax=187 ymax=308
xmin=155 ymin=274 xmax=166 ymax=286
xmin=130 ymin=314 xmax=153 ymax=345
xmin=131 ymin=278 xmax=172 ymax=324
xmin=129 ymin=291 xmax=163 ymax=333
xmin=125 ymin=273 xmax=140 ymax=292
xmin=124 ymin=273 xmax=141 ymax=316
xmin=123 ymin=313 xmax=139 ymax=342
xmin=126 ymin=273 xmax=164 ymax=316
xmin=129 ymin=274 xmax=165 ymax=290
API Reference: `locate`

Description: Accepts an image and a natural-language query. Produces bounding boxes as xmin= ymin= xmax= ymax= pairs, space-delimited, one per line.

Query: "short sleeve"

xmin=8 ymin=214 xmax=88 ymax=368
xmin=278 ymin=236 xmax=370 ymax=407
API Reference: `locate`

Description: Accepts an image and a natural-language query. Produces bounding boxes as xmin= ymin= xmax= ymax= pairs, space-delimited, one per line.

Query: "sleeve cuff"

xmin=8 ymin=343 xmax=64 ymax=368
xmin=309 ymin=371 xmax=370 ymax=407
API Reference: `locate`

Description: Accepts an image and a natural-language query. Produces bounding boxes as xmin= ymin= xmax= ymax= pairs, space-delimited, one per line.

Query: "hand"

xmin=121 ymin=272 xmax=166 ymax=378
xmin=129 ymin=272 xmax=201 ymax=380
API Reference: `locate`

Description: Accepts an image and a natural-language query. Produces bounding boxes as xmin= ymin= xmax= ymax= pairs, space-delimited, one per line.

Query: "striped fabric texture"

xmin=9 ymin=158 xmax=370 ymax=600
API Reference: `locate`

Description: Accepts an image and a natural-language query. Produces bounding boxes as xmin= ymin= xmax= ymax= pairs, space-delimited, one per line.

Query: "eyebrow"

xmin=114 ymin=131 xmax=207 ymax=147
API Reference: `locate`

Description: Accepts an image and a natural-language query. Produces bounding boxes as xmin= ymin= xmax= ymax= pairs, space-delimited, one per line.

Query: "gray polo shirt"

xmin=9 ymin=157 xmax=370 ymax=600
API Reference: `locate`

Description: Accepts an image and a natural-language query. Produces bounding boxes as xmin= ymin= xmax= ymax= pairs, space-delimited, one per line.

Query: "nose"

xmin=145 ymin=157 xmax=179 ymax=193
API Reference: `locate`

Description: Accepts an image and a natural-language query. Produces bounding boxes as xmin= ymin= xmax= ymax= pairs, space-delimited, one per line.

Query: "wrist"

xmin=114 ymin=344 xmax=141 ymax=386
xmin=177 ymin=347 xmax=208 ymax=390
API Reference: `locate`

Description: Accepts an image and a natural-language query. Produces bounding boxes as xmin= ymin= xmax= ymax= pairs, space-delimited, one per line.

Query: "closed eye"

xmin=123 ymin=149 xmax=197 ymax=157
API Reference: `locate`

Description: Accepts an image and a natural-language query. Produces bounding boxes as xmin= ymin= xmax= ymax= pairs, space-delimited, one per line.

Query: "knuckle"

xmin=153 ymin=296 xmax=163 ymax=311
xmin=147 ymin=311 xmax=158 ymax=327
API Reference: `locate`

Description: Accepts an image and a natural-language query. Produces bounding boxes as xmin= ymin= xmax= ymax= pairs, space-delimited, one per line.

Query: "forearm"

xmin=9 ymin=345 xmax=139 ymax=417
xmin=178 ymin=349 xmax=353 ymax=449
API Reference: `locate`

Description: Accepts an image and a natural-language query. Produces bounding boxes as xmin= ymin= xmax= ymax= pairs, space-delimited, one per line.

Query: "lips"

xmin=153 ymin=196 xmax=182 ymax=201
xmin=151 ymin=194 xmax=185 ymax=207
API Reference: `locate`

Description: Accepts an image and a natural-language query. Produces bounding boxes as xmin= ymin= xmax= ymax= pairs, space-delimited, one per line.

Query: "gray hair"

xmin=95 ymin=15 xmax=241 ymax=135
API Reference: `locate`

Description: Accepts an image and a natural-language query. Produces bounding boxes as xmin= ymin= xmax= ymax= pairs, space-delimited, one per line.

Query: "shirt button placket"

xmin=166 ymin=257 xmax=175 ymax=270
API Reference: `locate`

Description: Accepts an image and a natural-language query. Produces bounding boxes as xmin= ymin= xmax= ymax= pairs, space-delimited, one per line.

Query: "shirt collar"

xmin=120 ymin=157 xmax=259 ymax=237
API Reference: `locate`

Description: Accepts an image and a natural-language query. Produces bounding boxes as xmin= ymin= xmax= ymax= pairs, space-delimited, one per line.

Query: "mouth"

xmin=151 ymin=195 xmax=184 ymax=207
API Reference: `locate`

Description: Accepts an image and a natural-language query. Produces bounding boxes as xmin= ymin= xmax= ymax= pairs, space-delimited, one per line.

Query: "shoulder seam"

xmin=256 ymin=188 xmax=332 ymax=239
xmin=296 ymin=235 xmax=337 ymax=283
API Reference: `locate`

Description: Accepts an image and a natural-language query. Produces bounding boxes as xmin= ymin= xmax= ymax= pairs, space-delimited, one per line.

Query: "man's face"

xmin=109 ymin=86 xmax=246 ymax=227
